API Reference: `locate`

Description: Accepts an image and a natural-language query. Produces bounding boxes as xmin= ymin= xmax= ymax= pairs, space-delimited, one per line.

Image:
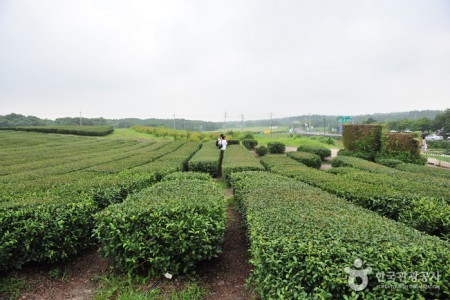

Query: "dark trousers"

xmin=218 ymin=150 xmax=225 ymax=177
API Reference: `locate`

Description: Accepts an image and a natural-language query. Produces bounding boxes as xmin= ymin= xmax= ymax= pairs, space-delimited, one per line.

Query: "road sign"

xmin=338 ymin=116 xmax=351 ymax=123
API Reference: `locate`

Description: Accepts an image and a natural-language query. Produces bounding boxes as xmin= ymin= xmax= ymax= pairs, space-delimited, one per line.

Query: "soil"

xmin=320 ymin=163 xmax=332 ymax=170
xmin=7 ymin=249 xmax=108 ymax=300
xmin=197 ymin=188 xmax=256 ymax=300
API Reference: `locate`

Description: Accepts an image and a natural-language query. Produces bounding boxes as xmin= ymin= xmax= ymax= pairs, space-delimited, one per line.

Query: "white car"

xmin=425 ymin=134 xmax=444 ymax=141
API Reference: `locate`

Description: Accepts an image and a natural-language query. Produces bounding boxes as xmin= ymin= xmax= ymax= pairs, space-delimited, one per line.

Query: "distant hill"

xmin=0 ymin=114 xmax=219 ymax=131
xmin=223 ymin=110 xmax=444 ymax=130
xmin=0 ymin=110 xmax=444 ymax=132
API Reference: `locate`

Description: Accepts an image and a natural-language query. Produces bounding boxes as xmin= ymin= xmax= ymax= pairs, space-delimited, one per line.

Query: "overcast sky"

xmin=0 ymin=0 xmax=449 ymax=121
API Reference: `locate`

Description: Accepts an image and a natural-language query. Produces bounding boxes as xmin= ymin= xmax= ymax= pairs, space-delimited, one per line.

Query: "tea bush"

xmin=94 ymin=179 xmax=226 ymax=276
xmin=230 ymin=171 xmax=450 ymax=299
xmin=267 ymin=142 xmax=285 ymax=154
xmin=261 ymin=155 xmax=450 ymax=239
xmin=187 ymin=142 xmax=220 ymax=176
xmin=287 ymin=151 xmax=321 ymax=169
xmin=297 ymin=145 xmax=331 ymax=160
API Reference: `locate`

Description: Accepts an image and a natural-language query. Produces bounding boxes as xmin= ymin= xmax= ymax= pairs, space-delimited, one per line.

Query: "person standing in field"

xmin=421 ymin=136 xmax=427 ymax=153
xmin=217 ymin=134 xmax=227 ymax=177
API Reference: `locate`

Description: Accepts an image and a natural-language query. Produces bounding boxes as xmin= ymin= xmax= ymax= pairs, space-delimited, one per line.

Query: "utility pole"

xmin=224 ymin=111 xmax=227 ymax=130
xmin=241 ymin=114 xmax=244 ymax=131
xmin=173 ymin=114 xmax=176 ymax=130
xmin=183 ymin=119 xmax=185 ymax=131
xmin=270 ymin=112 xmax=273 ymax=137
xmin=79 ymin=111 xmax=82 ymax=126
xmin=323 ymin=117 xmax=326 ymax=136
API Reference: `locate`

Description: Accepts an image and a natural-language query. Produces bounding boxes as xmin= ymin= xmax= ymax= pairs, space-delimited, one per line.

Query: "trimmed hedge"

xmin=227 ymin=139 xmax=240 ymax=145
xmin=395 ymin=163 xmax=450 ymax=181
xmin=379 ymin=133 xmax=424 ymax=165
xmin=337 ymin=148 xmax=373 ymax=161
xmin=0 ymin=134 xmax=202 ymax=271
xmin=342 ymin=124 xmax=382 ymax=160
xmin=94 ymin=178 xmax=226 ymax=276
xmin=261 ymin=155 xmax=450 ymax=239
xmin=267 ymin=142 xmax=285 ymax=154
xmin=375 ymin=158 xmax=404 ymax=168
xmin=287 ymin=151 xmax=322 ymax=169
xmin=0 ymin=172 xmax=158 ymax=271
xmin=222 ymin=145 xmax=265 ymax=180
xmin=187 ymin=142 xmax=220 ymax=176
xmin=230 ymin=171 xmax=450 ymax=299
xmin=297 ymin=144 xmax=331 ymax=160
xmin=331 ymin=156 xmax=450 ymax=188
xmin=0 ymin=126 xmax=114 ymax=136
xmin=162 ymin=171 xmax=212 ymax=182
xmin=255 ymin=145 xmax=268 ymax=157
xmin=241 ymin=139 xmax=258 ymax=150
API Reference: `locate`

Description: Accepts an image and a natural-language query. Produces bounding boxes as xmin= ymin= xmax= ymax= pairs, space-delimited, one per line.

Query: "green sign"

xmin=338 ymin=116 xmax=351 ymax=123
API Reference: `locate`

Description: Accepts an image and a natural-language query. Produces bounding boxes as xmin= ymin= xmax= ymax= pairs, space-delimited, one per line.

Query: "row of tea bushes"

xmin=297 ymin=144 xmax=331 ymax=160
xmin=94 ymin=175 xmax=226 ymax=276
xmin=0 ymin=125 xmax=114 ymax=136
xmin=0 ymin=140 xmax=142 ymax=176
xmin=261 ymin=155 xmax=450 ymax=239
xmin=230 ymin=171 xmax=449 ymax=299
xmin=221 ymin=145 xmax=264 ymax=180
xmin=131 ymin=142 xmax=201 ymax=175
xmin=188 ymin=141 xmax=220 ymax=176
xmin=287 ymin=151 xmax=322 ymax=169
xmin=0 ymin=171 xmax=159 ymax=271
xmin=0 ymin=134 xmax=203 ymax=271
xmin=332 ymin=156 xmax=450 ymax=188
xmin=86 ymin=141 xmax=178 ymax=174
xmin=326 ymin=167 xmax=449 ymax=200
xmin=395 ymin=162 xmax=450 ymax=180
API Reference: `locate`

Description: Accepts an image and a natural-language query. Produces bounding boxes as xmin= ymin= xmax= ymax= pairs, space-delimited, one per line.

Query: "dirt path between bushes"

xmin=6 ymin=249 xmax=108 ymax=300
xmin=197 ymin=188 xmax=255 ymax=300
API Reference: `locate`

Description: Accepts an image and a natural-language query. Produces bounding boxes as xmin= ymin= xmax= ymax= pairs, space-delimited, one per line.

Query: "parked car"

xmin=425 ymin=134 xmax=444 ymax=141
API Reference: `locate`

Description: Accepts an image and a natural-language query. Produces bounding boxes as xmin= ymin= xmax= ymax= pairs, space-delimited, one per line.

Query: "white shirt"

xmin=220 ymin=139 xmax=227 ymax=150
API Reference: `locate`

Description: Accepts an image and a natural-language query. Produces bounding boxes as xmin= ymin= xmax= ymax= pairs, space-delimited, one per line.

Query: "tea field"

xmin=0 ymin=130 xmax=449 ymax=299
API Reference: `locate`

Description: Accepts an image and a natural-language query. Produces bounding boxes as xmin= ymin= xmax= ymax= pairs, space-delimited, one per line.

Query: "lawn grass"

xmin=426 ymin=154 xmax=450 ymax=163
xmin=92 ymin=274 xmax=207 ymax=300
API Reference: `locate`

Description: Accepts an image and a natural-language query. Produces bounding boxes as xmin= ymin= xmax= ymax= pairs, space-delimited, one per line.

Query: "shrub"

xmin=222 ymin=145 xmax=264 ymax=181
xmin=267 ymin=142 xmax=285 ymax=154
xmin=255 ymin=146 xmax=268 ymax=157
xmin=395 ymin=163 xmax=450 ymax=180
xmin=94 ymin=179 xmax=226 ymax=276
xmin=287 ymin=151 xmax=321 ymax=169
xmin=227 ymin=139 xmax=240 ymax=145
xmin=0 ymin=194 xmax=96 ymax=271
xmin=261 ymin=155 xmax=450 ymax=239
xmin=379 ymin=133 xmax=424 ymax=165
xmin=342 ymin=124 xmax=382 ymax=161
xmin=375 ymin=158 xmax=404 ymax=168
xmin=0 ymin=171 xmax=159 ymax=271
xmin=238 ymin=132 xmax=254 ymax=140
xmin=241 ymin=139 xmax=258 ymax=150
xmin=230 ymin=171 xmax=450 ymax=299
xmin=162 ymin=171 xmax=212 ymax=182
xmin=0 ymin=126 xmax=114 ymax=136
xmin=297 ymin=145 xmax=331 ymax=160
xmin=187 ymin=142 xmax=219 ymax=176
xmin=0 ymin=137 xmax=201 ymax=271
xmin=337 ymin=148 xmax=373 ymax=161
